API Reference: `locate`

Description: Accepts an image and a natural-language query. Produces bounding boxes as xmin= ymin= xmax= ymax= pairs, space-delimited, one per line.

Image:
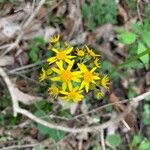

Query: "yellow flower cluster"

xmin=39 ymin=35 xmax=110 ymax=102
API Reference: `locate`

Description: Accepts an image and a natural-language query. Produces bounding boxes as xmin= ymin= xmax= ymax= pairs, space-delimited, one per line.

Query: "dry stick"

xmin=100 ymin=129 xmax=106 ymax=150
xmin=1 ymin=66 xmax=150 ymax=133
xmin=14 ymin=92 xmax=150 ymax=133
xmin=1 ymin=143 xmax=39 ymax=150
xmin=1 ymin=0 xmax=46 ymax=57
xmin=137 ymin=0 xmax=143 ymax=23
xmin=9 ymin=60 xmax=46 ymax=73
xmin=0 ymin=68 xmax=19 ymax=116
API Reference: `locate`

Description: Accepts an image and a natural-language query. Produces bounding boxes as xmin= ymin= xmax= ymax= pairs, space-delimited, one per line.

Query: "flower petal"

xmin=51 ymin=77 xmax=61 ymax=81
xmin=79 ymin=81 xmax=86 ymax=90
xmin=68 ymin=82 xmax=73 ymax=91
xmin=91 ymin=67 xmax=97 ymax=73
xmin=78 ymin=63 xmax=87 ymax=72
xmin=85 ymin=83 xmax=89 ymax=93
xmin=65 ymin=47 xmax=73 ymax=54
xmin=56 ymin=61 xmax=64 ymax=71
xmin=62 ymin=82 xmax=67 ymax=91
xmin=51 ymin=47 xmax=59 ymax=53
xmin=47 ymin=57 xmax=56 ymax=64
xmin=52 ymin=67 xmax=61 ymax=74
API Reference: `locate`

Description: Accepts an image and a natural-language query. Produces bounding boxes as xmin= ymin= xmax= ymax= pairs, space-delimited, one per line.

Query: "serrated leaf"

xmin=106 ymin=134 xmax=121 ymax=147
xmin=118 ymin=32 xmax=136 ymax=44
xmin=137 ymin=42 xmax=149 ymax=69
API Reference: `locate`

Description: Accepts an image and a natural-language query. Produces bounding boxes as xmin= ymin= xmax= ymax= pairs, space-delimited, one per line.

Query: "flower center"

xmin=60 ymin=70 xmax=72 ymax=82
xmin=68 ymin=91 xmax=78 ymax=100
xmin=77 ymin=50 xmax=84 ymax=56
xmin=56 ymin=51 xmax=67 ymax=60
xmin=84 ymin=71 xmax=93 ymax=82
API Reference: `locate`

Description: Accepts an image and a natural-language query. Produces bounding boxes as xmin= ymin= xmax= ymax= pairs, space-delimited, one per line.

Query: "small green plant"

xmin=106 ymin=134 xmax=121 ymax=148
xmin=131 ymin=134 xmax=150 ymax=150
xmin=117 ymin=20 xmax=150 ymax=69
xmin=29 ymin=37 xmax=46 ymax=62
xmin=143 ymin=96 xmax=150 ymax=125
xmin=39 ymin=35 xmax=110 ymax=102
xmin=34 ymin=110 xmax=66 ymax=141
xmin=0 ymin=0 xmax=19 ymax=5
xmin=81 ymin=0 xmax=118 ymax=31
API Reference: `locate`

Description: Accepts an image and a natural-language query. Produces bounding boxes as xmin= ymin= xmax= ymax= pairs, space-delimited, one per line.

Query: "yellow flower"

xmin=48 ymin=84 xmax=60 ymax=98
xmin=76 ymin=48 xmax=85 ymax=57
xmin=47 ymin=47 xmax=75 ymax=64
xmin=49 ymin=34 xmax=60 ymax=43
xmin=101 ymin=75 xmax=110 ymax=89
xmin=78 ymin=63 xmax=100 ymax=92
xmin=46 ymin=68 xmax=53 ymax=75
xmin=60 ymin=86 xmax=84 ymax=102
xmin=39 ymin=67 xmax=47 ymax=81
xmin=94 ymin=58 xmax=100 ymax=67
xmin=96 ymin=91 xmax=103 ymax=100
xmin=86 ymin=45 xmax=100 ymax=58
xmin=51 ymin=60 xmax=82 ymax=91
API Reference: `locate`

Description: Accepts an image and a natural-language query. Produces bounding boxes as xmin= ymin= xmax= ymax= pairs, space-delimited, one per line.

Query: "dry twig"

xmin=1 ymin=64 xmax=150 ymax=133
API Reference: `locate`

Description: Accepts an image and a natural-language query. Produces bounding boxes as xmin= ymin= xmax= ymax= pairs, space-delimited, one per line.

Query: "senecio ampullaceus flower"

xmin=39 ymin=35 xmax=110 ymax=102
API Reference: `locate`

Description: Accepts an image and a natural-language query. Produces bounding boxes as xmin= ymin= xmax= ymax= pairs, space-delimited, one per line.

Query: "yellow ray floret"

xmin=39 ymin=67 xmax=47 ymax=81
xmin=85 ymin=45 xmax=100 ymax=58
xmin=94 ymin=58 xmax=100 ymax=67
xmin=48 ymin=84 xmax=60 ymax=98
xmin=49 ymin=34 xmax=60 ymax=43
xmin=51 ymin=60 xmax=82 ymax=91
xmin=78 ymin=63 xmax=100 ymax=92
xmin=101 ymin=75 xmax=110 ymax=89
xmin=60 ymin=86 xmax=84 ymax=102
xmin=47 ymin=47 xmax=75 ymax=64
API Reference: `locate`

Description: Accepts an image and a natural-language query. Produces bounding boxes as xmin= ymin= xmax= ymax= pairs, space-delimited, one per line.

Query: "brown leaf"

xmin=37 ymin=6 xmax=47 ymax=19
xmin=109 ymin=93 xmax=125 ymax=112
xmin=118 ymin=4 xmax=128 ymax=22
xmin=109 ymin=93 xmax=137 ymax=130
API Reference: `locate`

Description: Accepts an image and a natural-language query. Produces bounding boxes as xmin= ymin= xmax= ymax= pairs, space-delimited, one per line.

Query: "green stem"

xmin=109 ymin=49 xmax=150 ymax=76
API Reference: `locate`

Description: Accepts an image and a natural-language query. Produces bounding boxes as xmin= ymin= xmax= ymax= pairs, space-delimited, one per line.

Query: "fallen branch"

xmin=0 ymin=66 xmax=150 ymax=133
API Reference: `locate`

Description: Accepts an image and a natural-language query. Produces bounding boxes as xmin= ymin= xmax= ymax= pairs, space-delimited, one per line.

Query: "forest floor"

xmin=0 ymin=0 xmax=150 ymax=150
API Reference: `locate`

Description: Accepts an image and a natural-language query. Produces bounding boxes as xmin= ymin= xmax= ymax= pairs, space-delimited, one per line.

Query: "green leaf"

xmin=118 ymin=32 xmax=137 ymax=44
xmin=0 ymin=113 xmax=4 ymax=125
xmin=34 ymin=111 xmax=66 ymax=141
xmin=29 ymin=50 xmax=38 ymax=62
xmin=92 ymin=146 xmax=102 ymax=150
xmin=132 ymin=134 xmax=143 ymax=147
xmin=142 ymin=32 xmax=150 ymax=48
xmin=32 ymin=37 xmax=46 ymax=46
xmin=0 ymin=0 xmax=5 ymax=3
xmin=138 ymin=140 xmax=150 ymax=150
xmin=106 ymin=134 xmax=121 ymax=147
xmin=145 ymin=96 xmax=150 ymax=102
xmin=82 ymin=3 xmax=90 ymax=20
xmin=37 ymin=123 xmax=65 ymax=141
xmin=137 ymin=42 xmax=149 ymax=69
